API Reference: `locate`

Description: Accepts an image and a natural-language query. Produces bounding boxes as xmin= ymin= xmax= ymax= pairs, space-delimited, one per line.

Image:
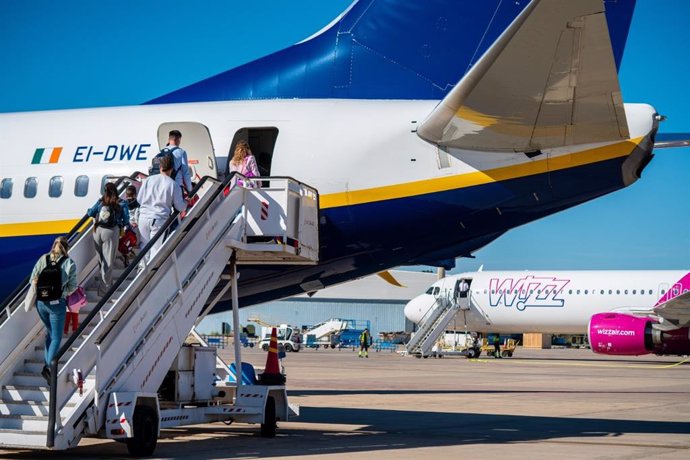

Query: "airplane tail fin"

xmin=148 ymin=0 xmax=636 ymax=104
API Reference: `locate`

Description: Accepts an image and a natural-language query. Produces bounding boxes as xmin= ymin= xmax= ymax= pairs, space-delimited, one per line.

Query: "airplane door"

xmin=158 ymin=122 xmax=217 ymax=181
xmin=455 ymin=278 xmax=472 ymax=310
xmin=658 ymin=283 xmax=670 ymax=299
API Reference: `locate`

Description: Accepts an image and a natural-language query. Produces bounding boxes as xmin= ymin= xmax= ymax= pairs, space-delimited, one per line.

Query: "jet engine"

xmin=588 ymin=312 xmax=690 ymax=356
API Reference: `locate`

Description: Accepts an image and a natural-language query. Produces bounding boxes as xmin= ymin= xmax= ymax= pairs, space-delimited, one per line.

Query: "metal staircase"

xmin=405 ymin=292 xmax=460 ymax=357
xmin=0 ymin=173 xmax=318 ymax=451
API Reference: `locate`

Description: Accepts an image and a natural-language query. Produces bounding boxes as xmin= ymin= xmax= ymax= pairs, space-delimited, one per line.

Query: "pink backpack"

xmin=67 ymin=286 xmax=88 ymax=313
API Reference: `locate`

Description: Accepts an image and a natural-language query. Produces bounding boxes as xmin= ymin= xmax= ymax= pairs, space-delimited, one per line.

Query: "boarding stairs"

xmin=304 ymin=319 xmax=349 ymax=341
xmin=405 ymin=292 xmax=460 ymax=357
xmin=0 ymin=173 xmax=318 ymax=450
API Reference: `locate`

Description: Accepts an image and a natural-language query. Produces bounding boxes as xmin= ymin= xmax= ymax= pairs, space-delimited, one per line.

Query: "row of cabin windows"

xmin=0 ymin=176 xmax=111 ymax=199
xmin=427 ymin=287 xmax=671 ymax=296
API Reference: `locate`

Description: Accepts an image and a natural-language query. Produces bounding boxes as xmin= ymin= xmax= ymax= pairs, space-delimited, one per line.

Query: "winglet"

xmin=377 ymin=271 xmax=406 ymax=288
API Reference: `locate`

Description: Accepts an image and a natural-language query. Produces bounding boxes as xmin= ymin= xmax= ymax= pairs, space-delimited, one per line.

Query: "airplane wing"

xmin=654 ymin=291 xmax=690 ymax=329
xmin=417 ymin=0 xmax=629 ymax=153
xmin=654 ymin=133 xmax=690 ymax=149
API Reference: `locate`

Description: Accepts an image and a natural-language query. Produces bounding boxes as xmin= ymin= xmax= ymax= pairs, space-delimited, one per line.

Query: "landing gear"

xmin=126 ymin=405 xmax=158 ymax=457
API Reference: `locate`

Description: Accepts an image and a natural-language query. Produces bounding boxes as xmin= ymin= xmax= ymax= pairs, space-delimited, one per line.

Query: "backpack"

xmin=97 ymin=203 xmax=116 ymax=228
xmin=118 ymin=227 xmax=137 ymax=257
xmin=149 ymin=147 xmax=181 ymax=180
xmin=36 ymin=255 xmax=66 ymax=301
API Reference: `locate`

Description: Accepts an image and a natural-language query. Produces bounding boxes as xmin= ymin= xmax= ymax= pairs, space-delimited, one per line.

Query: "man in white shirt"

xmin=137 ymin=155 xmax=187 ymax=264
xmin=166 ymin=129 xmax=193 ymax=194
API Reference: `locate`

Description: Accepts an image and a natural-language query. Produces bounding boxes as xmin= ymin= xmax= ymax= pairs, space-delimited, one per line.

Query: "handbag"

xmin=66 ymin=286 xmax=88 ymax=313
xmin=23 ymin=282 xmax=37 ymax=312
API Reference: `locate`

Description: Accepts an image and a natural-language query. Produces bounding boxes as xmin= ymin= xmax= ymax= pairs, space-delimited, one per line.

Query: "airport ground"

xmin=2 ymin=347 xmax=688 ymax=459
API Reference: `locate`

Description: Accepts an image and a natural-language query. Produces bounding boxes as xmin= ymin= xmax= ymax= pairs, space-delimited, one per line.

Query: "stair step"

xmin=23 ymin=359 xmax=65 ymax=374
xmin=2 ymin=385 xmax=49 ymax=402
xmin=12 ymin=372 xmax=47 ymax=387
xmin=0 ymin=428 xmax=48 ymax=448
xmin=0 ymin=400 xmax=49 ymax=416
xmin=0 ymin=414 xmax=49 ymax=431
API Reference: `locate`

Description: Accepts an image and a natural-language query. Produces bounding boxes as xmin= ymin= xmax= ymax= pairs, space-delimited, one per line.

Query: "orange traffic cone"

xmin=259 ymin=327 xmax=286 ymax=385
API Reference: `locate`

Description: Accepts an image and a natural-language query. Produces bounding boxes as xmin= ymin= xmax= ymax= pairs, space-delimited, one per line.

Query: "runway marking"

xmin=467 ymin=355 xmax=690 ymax=369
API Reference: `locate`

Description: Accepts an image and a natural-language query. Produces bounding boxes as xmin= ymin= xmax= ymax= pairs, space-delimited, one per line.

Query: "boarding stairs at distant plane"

xmin=405 ymin=292 xmax=460 ymax=358
xmin=0 ymin=172 xmax=318 ymax=451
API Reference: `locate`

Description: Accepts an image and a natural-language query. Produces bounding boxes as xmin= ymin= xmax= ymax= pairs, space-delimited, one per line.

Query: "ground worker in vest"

xmin=493 ymin=335 xmax=502 ymax=358
xmin=27 ymin=236 xmax=78 ymax=385
xmin=359 ymin=328 xmax=372 ymax=358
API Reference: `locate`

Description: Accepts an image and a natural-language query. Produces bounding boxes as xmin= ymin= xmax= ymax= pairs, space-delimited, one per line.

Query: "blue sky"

xmin=1 ymin=0 xmax=688 ymax=270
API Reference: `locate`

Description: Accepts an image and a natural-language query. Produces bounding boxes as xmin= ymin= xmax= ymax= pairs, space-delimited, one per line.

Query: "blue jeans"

xmin=37 ymin=299 xmax=66 ymax=367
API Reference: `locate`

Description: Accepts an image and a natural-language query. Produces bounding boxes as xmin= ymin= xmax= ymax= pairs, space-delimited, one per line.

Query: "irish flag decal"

xmin=31 ymin=147 xmax=63 ymax=164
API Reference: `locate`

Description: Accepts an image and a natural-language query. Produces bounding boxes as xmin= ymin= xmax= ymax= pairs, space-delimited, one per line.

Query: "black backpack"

xmin=96 ymin=203 xmax=118 ymax=228
xmin=149 ymin=147 xmax=181 ymax=180
xmin=36 ymin=255 xmax=66 ymax=301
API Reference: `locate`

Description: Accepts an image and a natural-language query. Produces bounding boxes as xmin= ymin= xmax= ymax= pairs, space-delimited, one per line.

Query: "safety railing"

xmin=46 ymin=172 xmax=241 ymax=447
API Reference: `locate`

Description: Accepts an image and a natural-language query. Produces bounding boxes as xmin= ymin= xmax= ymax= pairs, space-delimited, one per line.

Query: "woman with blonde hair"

xmin=229 ymin=139 xmax=260 ymax=178
xmin=30 ymin=236 xmax=77 ymax=384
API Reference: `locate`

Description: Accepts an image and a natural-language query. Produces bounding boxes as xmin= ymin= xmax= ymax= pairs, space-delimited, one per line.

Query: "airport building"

xmin=197 ymin=270 xmax=438 ymax=338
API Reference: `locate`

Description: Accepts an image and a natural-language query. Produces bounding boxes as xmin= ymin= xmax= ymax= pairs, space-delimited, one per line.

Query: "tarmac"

xmin=1 ymin=346 xmax=688 ymax=459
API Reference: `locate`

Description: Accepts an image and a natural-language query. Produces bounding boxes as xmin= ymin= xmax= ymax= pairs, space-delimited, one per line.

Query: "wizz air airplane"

xmin=404 ymin=270 xmax=690 ymax=356
xmin=0 ymin=0 xmax=687 ymax=308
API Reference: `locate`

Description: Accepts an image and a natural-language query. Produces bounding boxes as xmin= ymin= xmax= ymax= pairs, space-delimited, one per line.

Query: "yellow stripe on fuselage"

xmin=0 ymin=136 xmax=643 ymax=238
xmin=319 ymin=136 xmax=642 ymax=209
xmin=0 ymin=219 xmax=81 ymax=238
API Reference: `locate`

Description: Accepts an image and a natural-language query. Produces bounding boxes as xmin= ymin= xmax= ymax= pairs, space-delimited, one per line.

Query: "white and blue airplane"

xmin=404 ymin=270 xmax=690 ymax=356
xmin=0 ymin=0 xmax=687 ymax=309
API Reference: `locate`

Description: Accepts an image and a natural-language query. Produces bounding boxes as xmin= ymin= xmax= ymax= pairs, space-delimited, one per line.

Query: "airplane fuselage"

xmin=405 ymin=270 xmax=689 ymax=334
xmin=0 ymin=100 xmax=658 ymax=307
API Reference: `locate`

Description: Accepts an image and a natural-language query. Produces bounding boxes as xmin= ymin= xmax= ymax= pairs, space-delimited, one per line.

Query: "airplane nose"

xmin=404 ymin=295 xmax=432 ymax=324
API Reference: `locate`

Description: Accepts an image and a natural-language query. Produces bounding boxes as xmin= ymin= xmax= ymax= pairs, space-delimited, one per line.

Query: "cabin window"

xmin=0 ymin=178 xmax=12 ymax=199
xmin=616 ymin=290 xmax=620 ymax=294
xmin=661 ymin=289 xmax=666 ymax=294
xmin=632 ymin=290 xmax=636 ymax=294
xmin=49 ymin=176 xmax=63 ymax=198
xmin=74 ymin=175 xmax=89 ymax=197
xmin=600 ymin=290 xmax=604 ymax=295
xmin=24 ymin=177 xmax=38 ymax=198
xmin=584 ymin=290 xmax=588 ymax=294
xmin=648 ymin=290 xmax=653 ymax=295
xmin=624 ymin=290 xmax=628 ymax=295
xmin=576 ymin=290 xmax=580 ymax=295
xmin=100 ymin=176 xmax=113 ymax=194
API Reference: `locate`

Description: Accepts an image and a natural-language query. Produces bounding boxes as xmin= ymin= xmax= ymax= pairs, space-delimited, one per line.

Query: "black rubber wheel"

xmin=330 ymin=344 xmax=336 ymax=349
xmin=466 ymin=348 xmax=477 ymax=359
xmin=126 ymin=405 xmax=158 ymax=457
xmin=507 ymin=351 xmax=513 ymax=357
xmin=284 ymin=343 xmax=293 ymax=352
xmin=501 ymin=350 xmax=510 ymax=358
xmin=261 ymin=396 xmax=277 ymax=438
xmin=262 ymin=344 xmax=269 ymax=352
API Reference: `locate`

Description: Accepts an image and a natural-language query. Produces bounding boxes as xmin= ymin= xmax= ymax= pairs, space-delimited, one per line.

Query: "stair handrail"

xmin=0 ymin=173 xmax=143 ymax=326
xmin=46 ymin=172 xmax=240 ymax=447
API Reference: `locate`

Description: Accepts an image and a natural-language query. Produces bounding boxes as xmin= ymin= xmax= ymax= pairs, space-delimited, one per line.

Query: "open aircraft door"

xmin=158 ymin=122 xmax=217 ymax=180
